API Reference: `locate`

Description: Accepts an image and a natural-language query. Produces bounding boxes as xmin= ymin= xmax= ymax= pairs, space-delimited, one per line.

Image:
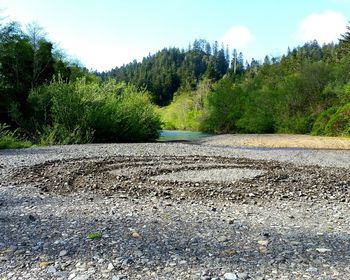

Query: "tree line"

xmin=153 ymin=32 xmax=350 ymax=137
xmin=98 ymin=39 xmax=238 ymax=106
xmin=1 ymin=19 xmax=350 ymax=148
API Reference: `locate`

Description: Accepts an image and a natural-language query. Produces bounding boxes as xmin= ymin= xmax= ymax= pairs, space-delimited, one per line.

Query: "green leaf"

xmin=87 ymin=232 xmax=103 ymax=240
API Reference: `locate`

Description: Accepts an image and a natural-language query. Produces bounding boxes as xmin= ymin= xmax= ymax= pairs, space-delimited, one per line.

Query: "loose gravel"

xmin=0 ymin=142 xmax=350 ymax=280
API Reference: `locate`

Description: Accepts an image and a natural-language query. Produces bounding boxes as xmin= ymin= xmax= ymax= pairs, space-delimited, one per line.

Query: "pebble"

xmin=236 ymin=272 xmax=249 ymax=279
xmin=47 ymin=265 xmax=57 ymax=274
xmin=306 ymin=267 xmax=318 ymax=273
xmin=59 ymin=250 xmax=68 ymax=257
xmin=223 ymin=272 xmax=238 ymax=280
xmin=131 ymin=231 xmax=141 ymax=238
xmin=316 ymin=248 xmax=332 ymax=253
xmin=258 ymin=240 xmax=268 ymax=246
xmin=218 ymin=236 xmax=229 ymax=242
xmin=107 ymin=262 xmax=114 ymax=271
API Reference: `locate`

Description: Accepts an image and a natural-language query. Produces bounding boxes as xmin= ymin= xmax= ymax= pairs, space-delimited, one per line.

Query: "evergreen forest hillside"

xmin=100 ymin=34 xmax=350 ymax=136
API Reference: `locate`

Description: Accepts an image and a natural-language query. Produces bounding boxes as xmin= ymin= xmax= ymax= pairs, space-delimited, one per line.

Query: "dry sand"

xmin=199 ymin=134 xmax=350 ymax=149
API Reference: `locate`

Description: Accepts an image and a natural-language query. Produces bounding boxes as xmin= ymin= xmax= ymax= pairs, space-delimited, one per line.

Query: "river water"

xmin=158 ymin=130 xmax=211 ymax=142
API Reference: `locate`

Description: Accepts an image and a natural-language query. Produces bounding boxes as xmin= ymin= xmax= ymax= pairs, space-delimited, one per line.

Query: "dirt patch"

xmin=199 ymin=134 xmax=350 ymax=149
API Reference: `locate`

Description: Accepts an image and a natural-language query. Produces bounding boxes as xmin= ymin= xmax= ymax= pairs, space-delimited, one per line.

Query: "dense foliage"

xmin=28 ymin=79 xmax=161 ymax=144
xmin=0 ymin=21 xmax=161 ymax=147
xmin=0 ymin=22 xmax=91 ymax=128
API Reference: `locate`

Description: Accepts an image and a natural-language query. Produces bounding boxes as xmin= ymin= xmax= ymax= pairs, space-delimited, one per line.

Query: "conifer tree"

xmin=339 ymin=23 xmax=350 ymax=55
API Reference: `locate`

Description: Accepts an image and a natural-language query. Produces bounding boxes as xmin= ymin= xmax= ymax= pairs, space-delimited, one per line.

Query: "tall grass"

xmin=0 ymin=124 xmax=32 ymax=149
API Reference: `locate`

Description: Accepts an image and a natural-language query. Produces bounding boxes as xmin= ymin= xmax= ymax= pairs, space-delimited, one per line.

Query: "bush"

xmin=28 ymin=79 xmax=161 ymax=144
xmin=159 ymin=92 xmax=202 ymax=131
xmin=0 ymin=124 xmax=31 ymax=149
xmin=236 ymin=89 xmax=276 ymax=133
xmin=92 ymin=85 xmax=162 ymax=142
xmin=201 ymin=79 xmax=244 ymax=133
xmin=39 ymin=124 xmax=93 ymax=146
xmin=324 ymin=103 xmax=350 ymax=136
xmin=312 ymin=107 xmax=338 ymax=135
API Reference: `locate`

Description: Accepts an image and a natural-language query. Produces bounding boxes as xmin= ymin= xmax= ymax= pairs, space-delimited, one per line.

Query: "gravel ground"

xmin=1 ymin=141 xmax=350 ymax=280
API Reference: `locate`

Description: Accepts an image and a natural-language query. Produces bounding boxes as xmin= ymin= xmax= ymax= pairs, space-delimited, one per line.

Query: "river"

xmin=158 ymin=130 xmax=211 ymax=142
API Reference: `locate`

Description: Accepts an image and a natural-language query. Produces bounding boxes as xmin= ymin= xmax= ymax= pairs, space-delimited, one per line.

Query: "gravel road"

xmin=1 ymin=141 xmax=350 ymax=280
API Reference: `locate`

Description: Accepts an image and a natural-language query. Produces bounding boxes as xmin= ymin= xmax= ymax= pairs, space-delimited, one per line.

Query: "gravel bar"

xmin=1 ymin=142 xmax=350 ymax=280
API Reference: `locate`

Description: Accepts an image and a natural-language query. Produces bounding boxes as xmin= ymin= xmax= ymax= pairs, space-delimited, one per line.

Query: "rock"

xmin=39 ymin=261 xmax=49 ymax=268
xmin=218 ymin=236 xmax=229 ymax=242
xmin=316 ymin=248 xmax=332 ymax=253
xmin=131 ymin=231 xmax=140 ymax=238
xmin=223 ymin=272 xmax=238 ymax=280
xmin=258 ymin=240 xmax=268 ymax=246
xmin=59 ymin=250 xmax=68 ymax=257
xmin=107 ymin=262 xmax=114 ymax=271
xmin=47 ymin=265 xmax=57 ymax=274
xmin=259 ymin=246 xmax=267 ymax=254
xmin=28 ymin=214 xmax=36 ymax=221
xmin=306 ymin=267 xmax=318 ymax=273
xmin=236 ymin=272 xmax=248 ymax=279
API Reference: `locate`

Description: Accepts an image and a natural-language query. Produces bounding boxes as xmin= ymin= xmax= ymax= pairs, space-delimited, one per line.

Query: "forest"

xmin=1 ymin=20 xmax=350 ymax=148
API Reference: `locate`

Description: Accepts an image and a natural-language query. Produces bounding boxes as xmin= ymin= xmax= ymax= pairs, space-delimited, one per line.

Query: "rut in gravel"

xmin=10 ymin=155 xmax=350 ymax=202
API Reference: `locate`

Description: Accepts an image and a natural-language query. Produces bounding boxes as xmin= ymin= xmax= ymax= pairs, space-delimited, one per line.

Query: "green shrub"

xmin=324 ymin=103 xmax=350 ymax=136
xmin=39 ymin=124 xmax=94 ymax=145
xmin=276 ymin=114 xmax=314 ymax=134
xmin=312 ymin=107 xmax=338 ymax=135
xmin=0 ymin=124 xmax=31 ymax=149
xmin=92 ymin=85 xmax=162 ymax=142
xmin=235 ymin=89 xmax=276 ymax=133
xmin=201 ymin=79 xmax=244 ymax=133
xmin=159 ymin=92 xmax=202 ymax=131
xmin=28 ymin=79 xmax=161 ymax=144
xmin=159 ymin=80 xmax=211 ymax=131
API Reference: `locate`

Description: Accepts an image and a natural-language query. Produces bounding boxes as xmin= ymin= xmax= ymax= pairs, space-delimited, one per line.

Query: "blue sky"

xmin=1 ymin=0 xmax=350 ymax=71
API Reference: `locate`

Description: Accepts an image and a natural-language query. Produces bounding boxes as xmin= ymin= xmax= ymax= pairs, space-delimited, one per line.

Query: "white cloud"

xmin=222 ymin=26 xmax=254 ymax=50
xmin=65 ymin=42 xmax=147 ymax=71
xmin=299 ymin=11 xmax=347 ymax=44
